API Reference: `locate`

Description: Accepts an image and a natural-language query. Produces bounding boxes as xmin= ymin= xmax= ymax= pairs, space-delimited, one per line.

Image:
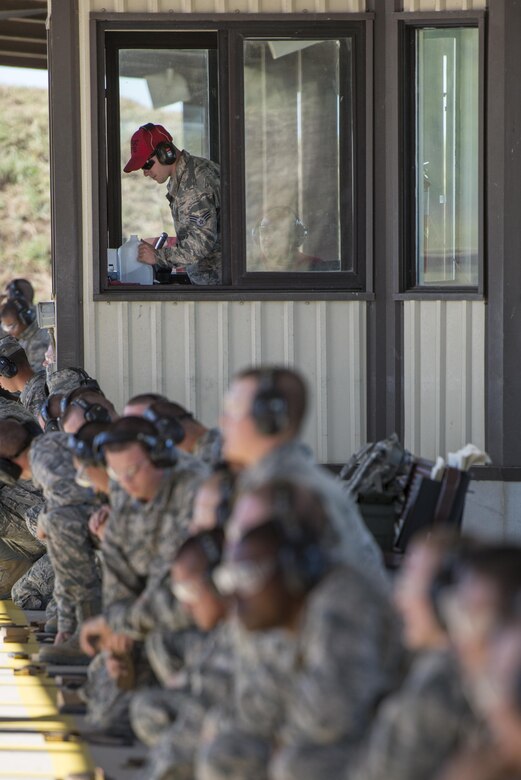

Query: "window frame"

xmin=91 ymin=13 xmax=374 ymax=302
xmin=395 ymin=12 xmax=485 ymax=299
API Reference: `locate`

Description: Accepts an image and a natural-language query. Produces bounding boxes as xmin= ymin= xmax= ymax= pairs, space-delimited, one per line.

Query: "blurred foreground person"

xmin=349 ymin=530 xmax=479 ymax=780
xmin=198 ymin=480 xmax=404 ymax=780
xmin=132 ymin=528 xmax=233 ymax=780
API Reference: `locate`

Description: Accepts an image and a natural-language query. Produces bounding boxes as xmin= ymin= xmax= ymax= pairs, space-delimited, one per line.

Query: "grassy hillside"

xmin=0 ymin=84 xmax=51 ymax=303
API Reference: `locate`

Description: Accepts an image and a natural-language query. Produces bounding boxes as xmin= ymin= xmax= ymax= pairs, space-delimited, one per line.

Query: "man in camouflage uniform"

xmin=124 ymin=123 xmax=221 ymax=285
xmin=144 ymin=399 xmax=222 ymax=467
xmin=129 ymin=529 xmax=233 ymax=780
xmin=0 ymin=479 xmax=46 ymax=599
xmin=79 ymin=416 xmax=208 ymax=730
xmin=0 ymin=336 xmax=47 ymax=419
xmin=0 ymin=419 xmax=102 ymax=649
xmin=199 ymin=482 xmax=404 ymax=780
xmin=0 ymin=299 xmax=50 ymax=372
xmin=196 ymin=367 xmax=393 ymax=780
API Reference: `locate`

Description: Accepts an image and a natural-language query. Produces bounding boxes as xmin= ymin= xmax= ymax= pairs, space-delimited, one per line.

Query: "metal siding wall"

xmin=403 ymin=300 xmax=485 ymax=460
xmin=89 ymin=0 xmax=367 ymax=10
xmin=402 ymin=0 xmax=486 ymax=10
xmin=90 ymin=299 xmax=367 ymax=461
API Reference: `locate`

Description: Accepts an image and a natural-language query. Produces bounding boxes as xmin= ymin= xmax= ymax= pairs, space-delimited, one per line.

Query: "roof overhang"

xmin=0 ymin=1 xmax=47 ymax=70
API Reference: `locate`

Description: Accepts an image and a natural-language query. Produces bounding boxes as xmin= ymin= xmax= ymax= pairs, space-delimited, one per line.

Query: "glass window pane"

xmin=243 ymin=39 xmax=351 ymax=273
xmin=119 ymin=49 xmax=212 ymax=243
xmin=415 ymin=28 xmax=479 ymax=287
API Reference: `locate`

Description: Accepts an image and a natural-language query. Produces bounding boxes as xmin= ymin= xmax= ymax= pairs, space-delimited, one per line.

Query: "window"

xmin=403 ymin=21 xmax=483 ymax=292
xmin=96 ymin=19 xmax=368 ymax=296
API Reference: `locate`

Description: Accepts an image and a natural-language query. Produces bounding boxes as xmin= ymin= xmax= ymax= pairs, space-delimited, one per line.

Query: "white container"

xmin=118 ymin=235 xmax=154 ymax=285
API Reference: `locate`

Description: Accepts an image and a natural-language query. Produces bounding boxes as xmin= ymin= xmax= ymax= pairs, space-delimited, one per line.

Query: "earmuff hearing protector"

xmin=40 ymin=398 xmax=60 ymax=433
xmin=93 ymin=427 xmax=177 ymax=470
xmin=196 ymin=529 xmax=225 ymax=571
xmin=69 ymin=398 xmax=111 ymax=425
xmin=428 ymin=549 xmax=463 ymax=632
xmin=252 ymin=208 xmax=308 ymax=249
xmin=0 ymin=355 xmax=18 ymax=379
xmin=6 ymin=281 xmax=30 ymax=303
xmin=251 ymin=370 xmax=290 ymax=436
xmin=11 ymin=298 xmax=36 ymax=327
xmin=59 ymin=384 xmax=104 ymax=418
xmin=143 ymin=406 xmax=185 ymax=445
xmin=215 ymin=467 xmax=235 ymax=529
xmin=0 ymin=420 xmax=42 ymax=486
xmin=270 ymin=483 xmax=328 ymax=596
xmin=142 ymin=123 xmax=177 ymax=165
xmin=67 ymin=434 xmax=100 ymax=467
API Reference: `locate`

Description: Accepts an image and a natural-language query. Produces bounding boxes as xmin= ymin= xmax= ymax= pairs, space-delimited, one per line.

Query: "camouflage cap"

xmin=46 ymin=367 xmax=99 ymax=397
xmin=0 ymin=335 xmax=23 ymax=358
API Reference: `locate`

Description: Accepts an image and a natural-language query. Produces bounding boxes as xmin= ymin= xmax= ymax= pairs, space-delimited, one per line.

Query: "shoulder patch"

xmin=190 ymin=210 xmax=211 ymax=227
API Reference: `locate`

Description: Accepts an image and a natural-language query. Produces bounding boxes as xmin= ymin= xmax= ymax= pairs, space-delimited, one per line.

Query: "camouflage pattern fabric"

xmin=349 ymin=648 xmax=477 ymax=780
xmin=0 ymin=396 xmax=38 ymax=425
xmin=0 ymin=480 xmax=45 ymax=556
xmin=238 ymin=440 xmax=388 ymax=590
xmin=101 ymin=451 xmax=208 ymax=640
xmin=193 ymin=427 xmax=223 ymax=467
xmin=18 ymin=320 xmax=51 ymax=374
xmin=144 ymin=626 xmax=205 ymax=686
xmin=0 ymin=479 xmax=46 ymax=601
xmin=266 ymin=565 xmax=404 ymax=780
xmin=83 ymin=645 xmax=155 ymax=733
xmin=29 ymin=432 xmax=101 ymax=634
xmin=46 ymin=366 xmax=97 ymax=396
xmin=11 ymin=552 xmax=54 ymax=609
xmin=155 ymin=150 xmax=221 ymax=285
xmin=20 ymin=370 xmax=47 ymax=419
xmin=135 ymin=624 xmax=235 ymax=780
xmin=198 ymin=566 xmax=404 ymax=780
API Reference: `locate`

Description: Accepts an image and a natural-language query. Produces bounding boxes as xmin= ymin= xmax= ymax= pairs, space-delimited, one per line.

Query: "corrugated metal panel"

xmin=402 ymin=0 xmax=486 ymax=10
xmin=89 ymin=0 xmax=367 ymax=10
xmin=403 ymin=300 xmax=485 ymax=460
xmin=88 ymin=300 xmax=367 ymax=462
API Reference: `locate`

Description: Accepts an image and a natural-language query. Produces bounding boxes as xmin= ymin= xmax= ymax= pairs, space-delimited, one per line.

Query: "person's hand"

xmin=43 ymin=344 xmax=55 ymax=368
xmin=79 ymin=615 xmax=111 ymax=656
xmin=138 ymin=240 xmax=159 ymax=265
xmin=54 ymin=631 xmax=71 ymax=645
xmin=88 ymin=505 xmax=110 ymax=542
xmin=107 ymin=632 xmax=134 ymax=656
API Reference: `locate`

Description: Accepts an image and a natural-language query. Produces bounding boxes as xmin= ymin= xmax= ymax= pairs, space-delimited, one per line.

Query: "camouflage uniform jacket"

xmin=269 ymin=564 xmax=404 ymax=780
xmin=0 ymin=396 xmax=38 ymax=425
xmin=156 ymin=150 xmax=221 ymax=285
xmin=193 ymin=427 xmax=223 ymax=467
xmin=29 ymin=432 xmax=101 ymax=633
xmin=349 ymin=647 xmax=477 ymax=780
xmin=101 ymin=451 xmax=208 ymax=640
xmin=239 ymin=440 xmax=388 ymax=590
xmin=18 ymin=320 xmax=50 ymax=374
xmin=0 ymin=479 xmax=45 ymax=557
xmin=20 ymin=370 xmax=47 ymax=420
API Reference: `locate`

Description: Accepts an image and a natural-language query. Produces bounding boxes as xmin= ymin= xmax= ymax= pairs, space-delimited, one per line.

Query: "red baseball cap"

xmin=123 ymin=123 xmax=173 ymax=173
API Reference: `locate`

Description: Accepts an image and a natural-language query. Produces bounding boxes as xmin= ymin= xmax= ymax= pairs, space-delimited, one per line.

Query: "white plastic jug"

xmin=118 ymin=235 xmax=154 ymax=285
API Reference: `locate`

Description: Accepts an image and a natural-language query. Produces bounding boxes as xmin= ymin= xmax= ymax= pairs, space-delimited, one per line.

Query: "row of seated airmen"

xmin=0 ymin=330 xmax=520 ymax=779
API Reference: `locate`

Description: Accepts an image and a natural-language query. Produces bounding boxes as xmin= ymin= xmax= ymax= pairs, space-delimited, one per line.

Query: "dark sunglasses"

xmin=142 ymin=157 xmax=155 ymax=171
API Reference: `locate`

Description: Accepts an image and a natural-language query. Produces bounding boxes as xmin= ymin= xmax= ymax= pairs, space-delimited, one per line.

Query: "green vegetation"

xmin=0 ymin=84 xmax=52 ymax=302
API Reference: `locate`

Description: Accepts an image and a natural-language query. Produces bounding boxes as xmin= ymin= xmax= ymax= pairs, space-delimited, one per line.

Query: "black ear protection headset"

xmin=6 ymin=281 xmax=31 ymax=303
xmin=143 ymin=405 xmax=185 ymax=446
xmin=252 ymin=208 xmax=307 ymax=249
xmin=11 ymin=297 xmax=36 ymax=327
xmin=251 ymin=370 xmax=290 ymax=436
xmin=142 ymin=123 xmax=177 ymax=165
xmin=0 ymin=355 xmax=18 ymax=379
xmin=0 ymin=420 xmax=42 ymax=486
xmin=40 ymin=397 xmax=60 ymax=433
xmin=429 ymin=549 xmax=465 ymax=632
xmin=214 ymin=465 xmax=235 ymax=529
xmin=93 ymin=426 xmax=177 ymax=470
xmin=196 ymin=528 xmax=225 ymax=571
xmin=59 ymin=383 xmax=104 ymax=419
xmin=269 ymin=483 xmax=328 ymax=596
xmin=60 ymin=397 xmax=112 ymax=427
